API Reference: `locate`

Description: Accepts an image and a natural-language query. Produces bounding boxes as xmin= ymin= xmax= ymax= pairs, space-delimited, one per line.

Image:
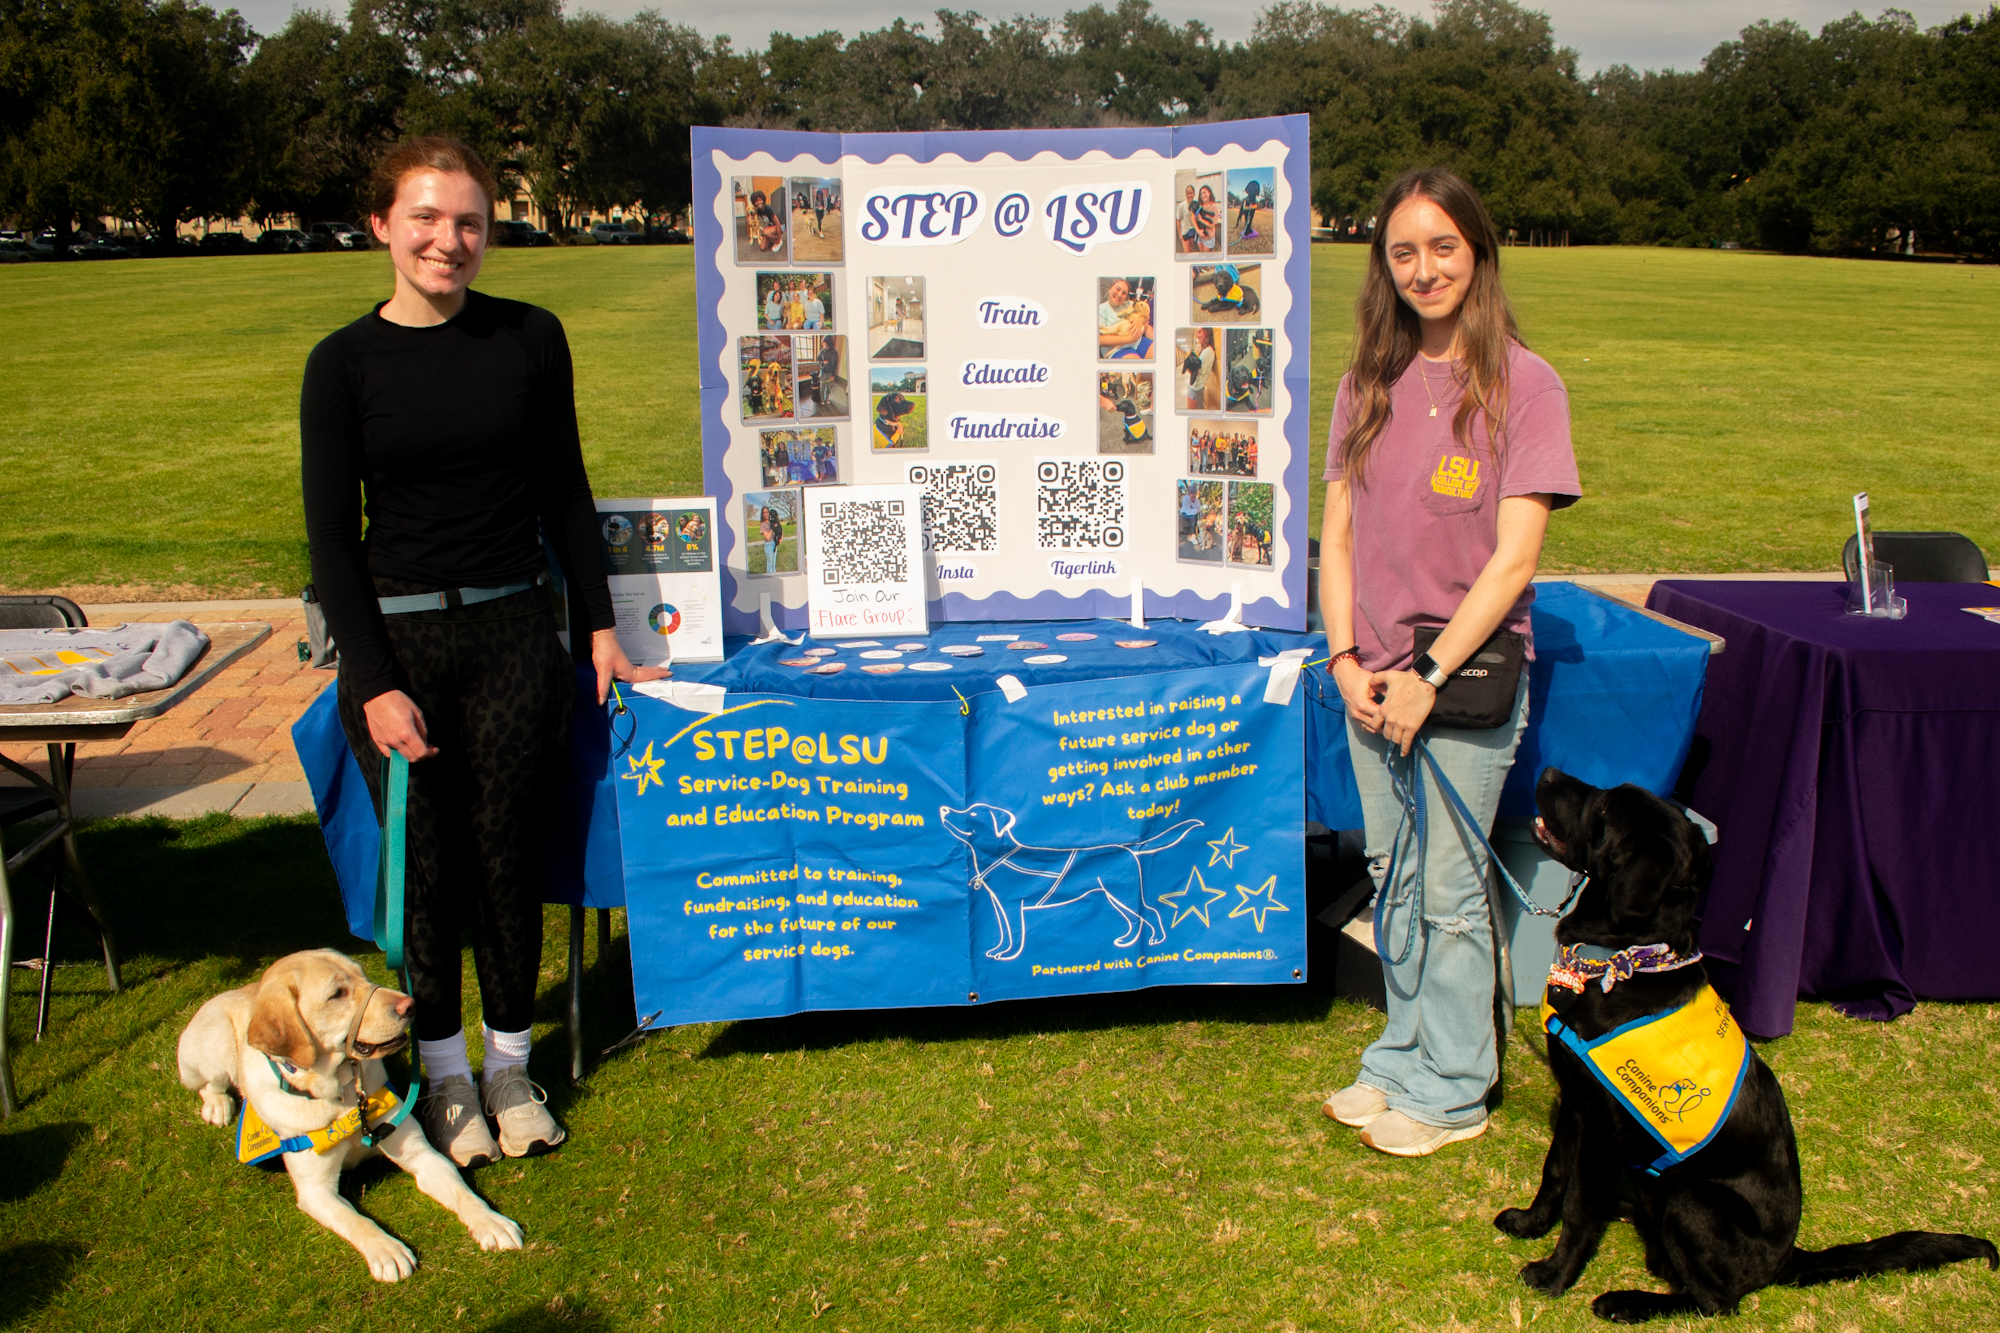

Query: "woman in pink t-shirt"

xmin=1316 ymin=168 xmax=1581 ymax=1157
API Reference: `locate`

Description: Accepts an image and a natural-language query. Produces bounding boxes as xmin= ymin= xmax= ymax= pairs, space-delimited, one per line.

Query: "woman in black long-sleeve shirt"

xmin=301 ymin=138 xmax=666 ymax=1167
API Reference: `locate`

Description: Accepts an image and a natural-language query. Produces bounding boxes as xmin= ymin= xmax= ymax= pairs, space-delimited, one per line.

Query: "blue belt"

xmin=377 ymin=579 xmax=538 ymax=615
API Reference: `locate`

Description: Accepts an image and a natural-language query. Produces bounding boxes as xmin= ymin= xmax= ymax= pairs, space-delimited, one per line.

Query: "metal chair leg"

xmin=567 ymin=904 xmax=585 ymax=1085
xmin=596 ymin=906 xmax=612 ymax=962
xmin=1 ymin=834 xmax=18 ymax=1117
xmin=48 ymin=743 xmax=119 ymax=994
xmin=35 ymin=876 xmax=57 ymax=1041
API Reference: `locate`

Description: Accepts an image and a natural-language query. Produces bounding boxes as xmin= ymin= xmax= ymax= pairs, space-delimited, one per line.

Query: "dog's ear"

xmin=246 ymin=965 xmax=318 ymax=1069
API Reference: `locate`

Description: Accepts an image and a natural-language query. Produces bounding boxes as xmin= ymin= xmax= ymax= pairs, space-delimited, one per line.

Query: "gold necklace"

xmin=1417 ymin=359 xmax=1455 ymax=418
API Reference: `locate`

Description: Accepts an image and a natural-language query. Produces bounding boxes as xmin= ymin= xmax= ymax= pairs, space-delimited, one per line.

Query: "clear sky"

xmin=236 ymin=1 xmax=1987 ymax=75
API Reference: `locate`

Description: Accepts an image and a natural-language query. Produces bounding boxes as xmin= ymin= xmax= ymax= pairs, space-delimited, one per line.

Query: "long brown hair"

xmin=1337 ymin=167 xmax=1522 ymax=486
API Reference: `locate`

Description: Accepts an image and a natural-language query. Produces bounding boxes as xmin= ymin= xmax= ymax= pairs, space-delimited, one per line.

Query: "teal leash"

xmin=374 ymin=752 xmax=422 ymax=1112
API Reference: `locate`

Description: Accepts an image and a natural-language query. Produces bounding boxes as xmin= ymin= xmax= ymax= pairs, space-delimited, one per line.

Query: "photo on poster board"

xmin=1227 ymin=481 xmax=1275 ymax=568
xmin=1226 ymin=166 xmax=1276 ymax=256
xmin=755 ymin=272 xmax=834 ymax=331
xmin=1191 ymin=262 xmax=1262 ymax=322
xmin=804 ymin=484 xmax=929 ymax=637
xmin=1175 ymin=479 xmax=1225 ymax=565
xmin=1097 ymin=371 xmax=1153 ymax=455
xmin=907 ymin=461 xmax=999 ymax=553
xmin=743 ymin=488 xmax=803 ymax=577
xmin=597 ymin=497 xmax=722 ymax=663
xmin=1174 ymin=168 xmax=1225 ymax=258
xmin=1097 ymin=276 xmax=1155 ymax=360
xmin=1188 ymin=419 xmax=1257 ymax=477
xmin=1224 ymin=327 xmax=1275 ymax=414
xmin=1174 ymin=327 xmax=1219 ymax=413
xmin=788 ymin=176 xmax=843 ymax=264
xmin=869 ymin=276 xmax=925 ymax=359
xmin=871 ymin=366 xmax=927 ymax=451
xmin=732 ymin=176 xmax=786 ymax=264
xmin=739 ymin=335 xmax=793 ymax=422
xmin=793 ymin=334 xmax=849 ymax=419
xmin=759 ymin=426 xmax=839 ymax=487
xmin=1034 ymin=458 xmax=1126 ymax=551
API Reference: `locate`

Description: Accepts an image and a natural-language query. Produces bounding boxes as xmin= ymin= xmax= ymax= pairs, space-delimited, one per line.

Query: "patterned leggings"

xmin=336 ymin=580 xmax=574 ymax=1042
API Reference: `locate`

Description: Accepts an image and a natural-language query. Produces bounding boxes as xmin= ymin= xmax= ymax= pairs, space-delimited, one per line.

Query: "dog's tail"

xmin=1131 ymin=819 xmax=1203 ymax=855
xmin=1781 ymin=1231 xmax=1997 ymax=1287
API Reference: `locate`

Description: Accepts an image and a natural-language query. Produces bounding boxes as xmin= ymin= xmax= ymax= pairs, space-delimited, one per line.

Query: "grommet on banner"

xmin=1258 ymin=647 xmax=1313 ymax=704
xmin=1128 ymin=577 xmax=1145 ymax=629
xmin=995 ymin=674 xmax=1027 ymax=703
xmin=752 ymin=592 xmax=799 ymax=645
xmin=1202 ymin=583 xmax=1251 ymax=635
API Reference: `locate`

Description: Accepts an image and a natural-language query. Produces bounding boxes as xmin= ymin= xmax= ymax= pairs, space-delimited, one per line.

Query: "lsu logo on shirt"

xmin=1431 ymin=453 xmax=1481 ymax=499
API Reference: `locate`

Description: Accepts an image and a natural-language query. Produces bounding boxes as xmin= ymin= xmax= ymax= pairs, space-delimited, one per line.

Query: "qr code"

xmin=908 ymin=462 xmax=998 ymax=553
xmin=1035 ymin=458 xmax=1125 ymax=549
xmin=816 ymin=498 xmax=911 ymax=585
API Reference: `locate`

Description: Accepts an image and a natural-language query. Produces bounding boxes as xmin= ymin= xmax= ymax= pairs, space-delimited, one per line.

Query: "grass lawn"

xmin=2 ymin=247 xmax=1993 ymax=599
xmin=2 ymin=815 xmax=1995 ymax=1331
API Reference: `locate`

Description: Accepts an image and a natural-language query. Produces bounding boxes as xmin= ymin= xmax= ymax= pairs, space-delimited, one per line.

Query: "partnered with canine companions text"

xmin=1497 ymin=769 xmax=1995 ymax=1322
xmin=177 ymin=950 xmax=524 ymax=1281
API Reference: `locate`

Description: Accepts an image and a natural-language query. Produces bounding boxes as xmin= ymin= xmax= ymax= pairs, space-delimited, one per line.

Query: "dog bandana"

xmin=1547 ymin=941 xmax=1703 ymax=995
xmin=1541 ymin=983 xmax=1750 ymax=1176
xmin=236 ymin=1078 xmax=418 ymax=1166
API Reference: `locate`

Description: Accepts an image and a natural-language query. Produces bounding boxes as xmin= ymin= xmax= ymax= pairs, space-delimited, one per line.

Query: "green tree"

xmin=243 ymin=9 xmax=411 ymax=225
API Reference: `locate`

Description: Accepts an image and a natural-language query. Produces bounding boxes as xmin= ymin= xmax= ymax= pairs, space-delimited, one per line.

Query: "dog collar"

xmin=1548 ymin=941 xmax=1703 ymax=995
xmin=236 ymin=1075 xmax=421 ymax=1166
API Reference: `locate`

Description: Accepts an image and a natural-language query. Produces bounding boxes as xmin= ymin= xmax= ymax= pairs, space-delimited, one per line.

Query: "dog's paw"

xmin=359 ymin=1234 xmax=417 ymax=1283
xmin=1521 ymin=1256 xmax=1575 ymax=1297
xmin=197 ymin=1088 xmax=234 ymax=1127
xmin=1495 ymin=1205 xmax=1555 ymax=1239
xmin=1590 ymin=1290 xmax=1680 ymax=1324
xmin=467 ymin=1209 xmax=525 ymax=1253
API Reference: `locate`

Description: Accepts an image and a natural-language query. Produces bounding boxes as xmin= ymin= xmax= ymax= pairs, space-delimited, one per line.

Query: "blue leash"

xmin=1372 ymin=740 xmax=1583 ymax=966
xmin=374 ymin=752 xmax=410 ymax=973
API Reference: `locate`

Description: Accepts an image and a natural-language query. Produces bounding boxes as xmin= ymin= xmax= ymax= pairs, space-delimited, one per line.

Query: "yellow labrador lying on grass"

xmin=177 ymin=949 xmax=523 ymax=1281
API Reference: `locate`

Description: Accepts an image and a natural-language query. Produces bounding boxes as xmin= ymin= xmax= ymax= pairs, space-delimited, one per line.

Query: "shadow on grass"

xmin=0 ymin=1121 xmax=89 ymax=1202
xmin=0 ymin=1241 xmax=87 ymax=1327
xmin=481 ymin=1299 xmax=615 ymax=1331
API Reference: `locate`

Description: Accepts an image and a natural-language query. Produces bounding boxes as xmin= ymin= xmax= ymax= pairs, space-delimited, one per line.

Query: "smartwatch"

xmin=1411 ymin=652 xmax=1450 ymax=690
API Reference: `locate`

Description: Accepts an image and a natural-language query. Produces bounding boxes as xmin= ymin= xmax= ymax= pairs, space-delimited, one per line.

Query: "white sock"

xmin=482 ymin=1024 xmax=532 ymax=1078
xmin=418 ymin=1030 xmax=472 ymax=1084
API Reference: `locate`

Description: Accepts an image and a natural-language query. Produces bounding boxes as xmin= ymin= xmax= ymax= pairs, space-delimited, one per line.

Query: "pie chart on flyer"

xmin=648 ymin=604 xmax=680 ymax=636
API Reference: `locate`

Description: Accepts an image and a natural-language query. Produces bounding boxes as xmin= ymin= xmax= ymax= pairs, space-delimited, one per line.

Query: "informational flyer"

xmin=596 ymin=497 xmax=723 ymax=664
xmin=693 ymin=117 xmax=1311 ymax=636
xmin=800 ymin=482 xmax=929 ymax=638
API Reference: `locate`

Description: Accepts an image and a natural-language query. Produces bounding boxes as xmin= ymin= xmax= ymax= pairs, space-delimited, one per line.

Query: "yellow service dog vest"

xmin=1542 ymin=984 xmax=1750 ymax=1176
xmin=237 ymin=1080 xmax=412 ymax=1166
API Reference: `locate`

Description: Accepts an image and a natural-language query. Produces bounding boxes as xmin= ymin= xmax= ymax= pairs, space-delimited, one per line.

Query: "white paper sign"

xmin=596 ymin=497 xmax=723 ymax=664
xmin=802 ymin=483 xmax=929 ymax=638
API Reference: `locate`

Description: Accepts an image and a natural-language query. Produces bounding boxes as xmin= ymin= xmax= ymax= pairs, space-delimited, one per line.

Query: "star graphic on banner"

xmin=1229 ymin=876 xmax=1290 ymax=933
xmin=1158 ymin=867 xmax=1229 ymax=928
xmin=621 ymin=740 xmax=665 ymax=797
xmin=1207 ymin=827 xmax=1249 ymax=869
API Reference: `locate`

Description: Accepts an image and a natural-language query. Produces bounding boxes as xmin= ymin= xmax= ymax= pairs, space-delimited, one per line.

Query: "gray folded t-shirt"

xmin=0 ymin=621 xmax=212 ymax=705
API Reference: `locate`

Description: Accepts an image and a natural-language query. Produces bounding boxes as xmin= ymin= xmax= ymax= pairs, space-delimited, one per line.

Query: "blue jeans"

xmin=1348 ymin=675 xmax=1529 ymax=1128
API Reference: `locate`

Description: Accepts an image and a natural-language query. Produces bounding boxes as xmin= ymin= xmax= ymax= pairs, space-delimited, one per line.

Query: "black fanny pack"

xmin=1413 ymin=625 xmax=1526 ymax=730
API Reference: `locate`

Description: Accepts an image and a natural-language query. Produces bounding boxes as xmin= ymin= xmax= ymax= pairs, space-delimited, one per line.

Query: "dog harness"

xmin=1541 ymin=962 xmax=1750 ymax=1177
xmin=237 ymin=1075 xmax=419 ymax=1165
xmin=1121 ymin=408 xmax=1148 ymax=442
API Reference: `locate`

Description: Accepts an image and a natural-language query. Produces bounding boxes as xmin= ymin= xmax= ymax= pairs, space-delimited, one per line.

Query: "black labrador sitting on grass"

xmin=1498 ymin=767 xmax=1996 ymax=1323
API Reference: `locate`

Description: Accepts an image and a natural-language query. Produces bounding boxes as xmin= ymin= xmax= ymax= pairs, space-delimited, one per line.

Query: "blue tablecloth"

xmin=295 ymin=582 xmax=1711 ymax=938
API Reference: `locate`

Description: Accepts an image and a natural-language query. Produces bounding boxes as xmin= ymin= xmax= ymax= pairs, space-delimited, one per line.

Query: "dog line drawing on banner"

xmin=940 ymin=802 xmax=1201 ymax=961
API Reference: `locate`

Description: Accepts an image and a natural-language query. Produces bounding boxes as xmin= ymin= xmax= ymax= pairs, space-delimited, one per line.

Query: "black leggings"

xmin=337 ymin=580 xmax=574 ymax=1042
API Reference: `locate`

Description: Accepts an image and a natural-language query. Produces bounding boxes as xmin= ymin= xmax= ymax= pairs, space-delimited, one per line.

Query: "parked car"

xmin=493 ymin=219 xmax=557 ymax=248
xmin=70 ymin=234 xmax=132 ymax=260
xmin=256 ymin=228 xmax=327 ymax=254
xmin=648 ymin=225 xmax=692 ymax=245
xmin=197 ymin=231 xmax=255 ymax=255
xmin=590 ymin=221 xmax=642 ymax=246
xmin=309 ymin=221 xmax=369 ymax=251
xmin=0 ymin=236 xmax=29 ymax=263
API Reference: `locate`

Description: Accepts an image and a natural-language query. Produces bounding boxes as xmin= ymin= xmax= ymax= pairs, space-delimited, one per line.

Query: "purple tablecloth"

xmin=1647 ymin=580 xmax=2000 ymax=1036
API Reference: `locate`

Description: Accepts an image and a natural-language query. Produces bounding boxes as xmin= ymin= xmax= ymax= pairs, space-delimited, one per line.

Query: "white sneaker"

xmin=1321 ymin=1082 xmax=1390 ymax=1127
xmin=483 ymin=1066 xmax=566 ymax=1158
xmin=1360 ymin=1109 xmax=1488 ymax=1157
xmin=417 ymin=1073 xmax=500 ymax=1168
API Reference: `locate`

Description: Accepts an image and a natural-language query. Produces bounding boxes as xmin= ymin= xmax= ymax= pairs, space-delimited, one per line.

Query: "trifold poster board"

xmin=693 ymin=116 xmax=1311 ymax=635
xmin=595 ymin=497 xmax=723 ymax=663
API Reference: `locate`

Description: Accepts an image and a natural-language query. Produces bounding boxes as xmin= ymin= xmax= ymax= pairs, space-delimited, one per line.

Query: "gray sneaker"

xmin=418 ymin=1073 xmax=501 ymax=1168
xmin=483 ymin=1066 xmax=566 ymax=1158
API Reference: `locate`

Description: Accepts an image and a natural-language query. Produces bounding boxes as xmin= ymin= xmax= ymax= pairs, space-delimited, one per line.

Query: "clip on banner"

xmin=1128 ymin=578 xmax=1146 ymax=630
xmin=1258 ymin=647 xmax=1314 ymax=705
xmin=1202 ymin=583 xmax=1252 ymax=636
xmin=634 ymin=679 xmax=729 ymax=714
xmin=751 ymin=592 xmax=799 ymax=646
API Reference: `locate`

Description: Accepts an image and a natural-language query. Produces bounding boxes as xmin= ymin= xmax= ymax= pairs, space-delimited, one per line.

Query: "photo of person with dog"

xmin=1175 ymin=478 xmax=1225 ymax=564
xmin=794 ymin=334 xmax=850 ymax=419
xmin=1097 ymin=276 xmax=1155 ymax=360
xmin=740 ymin=335 xmax=794 ymax=422
xmin=1316 ymin=167 xmax=1581 ymax=1158
xmin=1225 ymin=481 xmax=1274 ymax=567
xmin=755 ymin=272 xmax=833 ymax=332
xmin=732 ymin=176 xmax=786 ymax=263
xmin=868 ymin=275 xmax=924 ymax=359
xmin=871 ymin=366 xmax=925 ymax=450
xmin=1096 ymin=370 xmax=1153 ymax=454
xmin=1173 ymin=167 xmax=1223 ymax=257
xmin=301 ymin=137 xmax=670 ymax=1173
xmin=788 ymin=176 xmax=843 ymax=264
xmin=743 ymin=488 xmax=802 ymax=576
xmin=1175 ymin=327 xmax=1219 ymax=412
xmin=1226 ymin=166 xmax=1275 ymax=256
xmin=1224 ymin=327 xmax=1274 ymax=413
xmin=1186 ymin=419 xmax=1256 ymax=476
